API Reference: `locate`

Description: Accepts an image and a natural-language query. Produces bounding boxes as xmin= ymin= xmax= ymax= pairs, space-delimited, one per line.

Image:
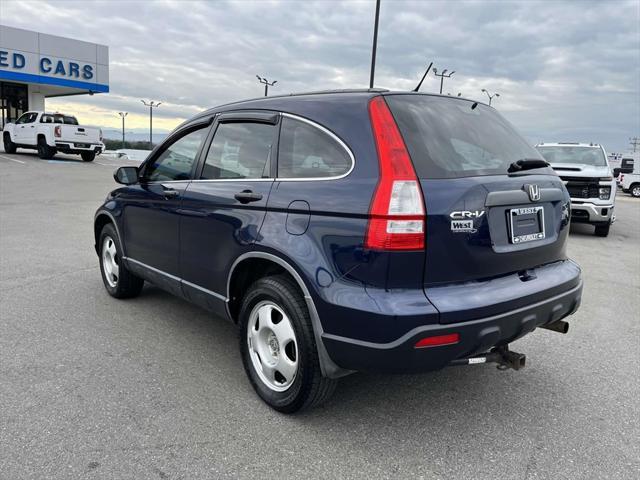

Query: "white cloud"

xmin=1 ymin=0 xmax=638 ymax=151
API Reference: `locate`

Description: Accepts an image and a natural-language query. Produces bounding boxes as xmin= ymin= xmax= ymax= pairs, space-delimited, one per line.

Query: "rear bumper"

xmin=55 ymin=141 xmax=103 ymax=154
xmin=321 ymin=270 xmax=582 ymax=374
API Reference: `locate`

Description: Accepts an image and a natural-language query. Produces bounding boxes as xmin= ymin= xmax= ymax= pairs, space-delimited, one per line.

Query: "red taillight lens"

xmin=365 ymin=96 xmax=425 ymax=250
xmin=54 ymin=126 xmax=62 ymax=138
xmin=414 ymin=333 xmax=460 ymax=348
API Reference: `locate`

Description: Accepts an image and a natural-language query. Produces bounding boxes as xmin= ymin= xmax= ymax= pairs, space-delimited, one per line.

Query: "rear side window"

xmin=201 ymin=122 xmax=274 ymax=179
xmin=277 ymin=117 xmax=352 ymax=179
xmin=385 ymin=95 xmax=543 ymax=178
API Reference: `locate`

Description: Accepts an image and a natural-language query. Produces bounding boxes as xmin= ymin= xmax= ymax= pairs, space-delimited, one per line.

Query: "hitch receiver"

xmin=449 ymin=345 xmax=526 ymax=371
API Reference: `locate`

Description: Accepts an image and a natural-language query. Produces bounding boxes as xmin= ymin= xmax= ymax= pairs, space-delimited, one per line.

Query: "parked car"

xmin=94 ymin=90 xmax=583 ymax=412
xmin=3 ymin=111 xmax=104 ymax=162
xmin=536 ymin=142 xmax=616 ymax=237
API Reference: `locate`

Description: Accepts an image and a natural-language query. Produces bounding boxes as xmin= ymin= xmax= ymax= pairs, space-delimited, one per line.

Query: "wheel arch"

xmin=226 ymin=251 xmax=351 ymax=379
xmin=94 ymin=210 xmax=125 ymax=256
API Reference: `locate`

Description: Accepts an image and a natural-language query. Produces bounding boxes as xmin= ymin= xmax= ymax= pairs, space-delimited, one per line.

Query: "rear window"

xmin=385 ymin=95 xmax=543 ymax=178
xmin=537 ymin=146 xmax=607 ymax=166
xmin=40 ymin=114 xmax=79 ymax=125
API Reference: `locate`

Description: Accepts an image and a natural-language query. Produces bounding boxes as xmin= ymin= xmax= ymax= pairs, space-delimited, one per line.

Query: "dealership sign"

xmin=0 ymin=25 xmax=109 ymax=93
xmin=1 ymin=50 xmax=95 ymax=80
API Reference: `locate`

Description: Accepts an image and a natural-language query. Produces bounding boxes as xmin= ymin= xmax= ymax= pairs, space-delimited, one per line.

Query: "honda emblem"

xmin=527 ymin=184 xmax=541 ymax=202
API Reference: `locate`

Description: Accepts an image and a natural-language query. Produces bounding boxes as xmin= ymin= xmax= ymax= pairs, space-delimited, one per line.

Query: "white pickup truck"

xmin=619 ymin=169 xmax=640 ymax=198
xmin=2 ymin=111 xmax=104 ymax=162
xmin=536 ymin=142 xmax=616 ymax=237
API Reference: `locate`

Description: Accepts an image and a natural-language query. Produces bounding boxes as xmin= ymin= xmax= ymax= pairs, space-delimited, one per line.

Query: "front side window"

xmin=201 ymin=122 xmax=275 ymax=179
xmin=144 ymin=127 xmax=208 ymax=182
xmin=277 ymin=117 xmax=352 ymax=178
xmin=16 ymin=113 xmax=36 ymax=124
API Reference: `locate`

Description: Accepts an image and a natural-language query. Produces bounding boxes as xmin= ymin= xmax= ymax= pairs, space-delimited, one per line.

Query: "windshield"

xmin=536 ymin=146 xmax=607 ymax=167
xmin=385 ymin=94 xmax=544 ymax=178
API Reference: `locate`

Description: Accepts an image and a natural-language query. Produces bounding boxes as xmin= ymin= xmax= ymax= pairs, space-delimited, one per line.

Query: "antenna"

xmin=413 ymin=62 xmax=433 ymax=92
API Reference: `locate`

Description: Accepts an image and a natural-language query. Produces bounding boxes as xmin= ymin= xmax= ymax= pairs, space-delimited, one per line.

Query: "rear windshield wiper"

xmin=508 ymin=158 xmax=550 ymax=173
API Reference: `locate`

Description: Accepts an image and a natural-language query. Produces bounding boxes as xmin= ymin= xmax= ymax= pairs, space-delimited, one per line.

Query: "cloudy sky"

xmin=2 ymin=0 xmax=639 ymax=151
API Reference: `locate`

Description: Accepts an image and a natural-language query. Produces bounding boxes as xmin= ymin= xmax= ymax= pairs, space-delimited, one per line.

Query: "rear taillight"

xmin=365 ymin=96 xmax=425 ymax=251
xmin=54 ymin=126 xmax=62 ymax=138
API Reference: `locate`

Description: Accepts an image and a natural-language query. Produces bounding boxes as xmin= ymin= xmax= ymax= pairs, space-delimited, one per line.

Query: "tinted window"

xmin=145 ymin=127 xmax=208 ymax=182
xmin=41 ymin=114 xmax=79 ymax=125
xmin=277 ymin=117 xmax=352 ymax=178
xmin=16 ymin=113 xmax=36 ymax=124
xmin=537 ymin=146 xmax=607 ymax=166
xmin=201 ymin=122 xmax=274 ymax=179
xmin=386 ymin=95 xmax=544 ymax=178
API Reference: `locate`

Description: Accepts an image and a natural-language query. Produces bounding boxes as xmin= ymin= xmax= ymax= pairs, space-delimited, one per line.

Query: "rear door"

xmin=385 ymin=94 xmax=570 ymax=287
xmin=178 ymin=111 xmax=278 ymax=310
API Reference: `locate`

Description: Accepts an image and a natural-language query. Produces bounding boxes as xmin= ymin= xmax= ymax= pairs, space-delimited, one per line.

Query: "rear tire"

xmin=239 ymin=274 xmax=337 ymax=413
xmin=37 ymin=138 xmax=55 ymax=159
xmin=630 ymin=184 xmax=640 ymax=198
xmin=3 ymin=133 xmax=17 ymax=154
xmin=99 ymin=223 xmax=144 ymax=298
xmin=81 ymin=151 xmax=96 ymax=162
xmin=594 ymin=223 xmax=610 ymax=237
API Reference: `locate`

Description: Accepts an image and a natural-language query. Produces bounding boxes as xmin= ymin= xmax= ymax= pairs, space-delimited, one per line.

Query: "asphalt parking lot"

xmin=1 ymin=148 xmax=639 ymax=480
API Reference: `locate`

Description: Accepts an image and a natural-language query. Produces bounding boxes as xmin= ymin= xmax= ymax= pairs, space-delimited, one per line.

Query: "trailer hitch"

xmin=449 ymin=345 xmax=526 ymax=371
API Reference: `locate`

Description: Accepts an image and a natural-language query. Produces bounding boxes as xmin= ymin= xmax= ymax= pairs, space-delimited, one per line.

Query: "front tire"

xmin=99 ymin=223 xmax=144 ymax=298
xmin=3 ymin=133 xmax=17 ymax=154
xmin=594 ymin=223 xmax=610 ymax=237
xmin=630 ymin=184 xmax=640 ymax=198
xmin=239 ymin=275 xmax=337 ymax=413
xmin=37 ymin=138 xmax=55 ymax=159
xmin=81 ymin=151 xmax=96 ymax=162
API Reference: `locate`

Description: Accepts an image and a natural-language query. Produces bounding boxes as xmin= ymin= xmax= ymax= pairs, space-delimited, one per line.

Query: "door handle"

xmin=234 ymin=190 xmax=263 ymax=204
xmin=161 ymin=185 xmax=179 ymax=199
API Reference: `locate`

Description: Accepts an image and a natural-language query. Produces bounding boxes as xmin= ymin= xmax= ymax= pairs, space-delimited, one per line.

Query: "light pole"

xmin=433 ymin=68 xmax=455 ymax=94
xmin=256 ymin=76 xmax=277 ymax=96
xmin=117 ymin=112 xmax=128 ymax=149
xmin=481 ymin=89 xmax=500 ymax=106
xmin=140 ymin=100 xmax=161 ymax=146
xmin=369 ymin=0 xmax=381 ymax=88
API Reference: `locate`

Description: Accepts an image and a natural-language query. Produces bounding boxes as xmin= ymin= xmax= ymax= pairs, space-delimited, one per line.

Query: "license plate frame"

xmin=509 ymin=206 xmax=545 ymax=244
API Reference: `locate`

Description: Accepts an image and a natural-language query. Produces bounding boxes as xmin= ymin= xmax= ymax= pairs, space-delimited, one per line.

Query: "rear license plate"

xmin=75 ymin=143 xmax=90 ymax=148
xmin=509 ymin=206 xmax=545 ymax=244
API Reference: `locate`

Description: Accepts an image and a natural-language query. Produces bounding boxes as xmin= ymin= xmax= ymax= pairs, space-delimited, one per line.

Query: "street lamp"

xmin=117 ymin=112 xmax=128 ymax=149
xmin=256 ymin=75 xmax=277 ymax=96
xmin=433 ymin=68 xmax=455 ymax=94
xmin=140 ymin=100 xmax=161 ymax=146
xmin=481 ymin=89 xmax=500 ymax=106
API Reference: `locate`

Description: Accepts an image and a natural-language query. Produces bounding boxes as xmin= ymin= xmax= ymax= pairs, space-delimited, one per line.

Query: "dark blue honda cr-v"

xmin=95 ymin=90 xmax=582 ymax=412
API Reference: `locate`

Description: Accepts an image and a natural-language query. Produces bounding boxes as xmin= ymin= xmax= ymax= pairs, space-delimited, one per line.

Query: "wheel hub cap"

xmin=247 ymin=301 xmax=298 ymax=392
xmin=101 ymin=236 xmax=119 ymax=288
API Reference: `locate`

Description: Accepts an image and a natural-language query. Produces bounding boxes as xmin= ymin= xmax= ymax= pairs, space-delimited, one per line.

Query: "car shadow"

xmin=127 ymin=283 xmax=574 ymax=441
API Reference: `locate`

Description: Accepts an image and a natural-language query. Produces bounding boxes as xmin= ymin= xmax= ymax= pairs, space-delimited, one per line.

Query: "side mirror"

xmin=114 ymin=166 xmax=139 ymax=185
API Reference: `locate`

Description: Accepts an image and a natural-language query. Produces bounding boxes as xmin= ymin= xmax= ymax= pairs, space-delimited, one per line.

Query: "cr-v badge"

xmin=450 ymin=210 xmax=485 ymax=233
